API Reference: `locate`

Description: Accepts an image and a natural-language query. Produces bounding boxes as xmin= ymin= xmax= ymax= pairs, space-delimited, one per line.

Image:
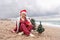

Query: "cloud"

xmin=0 ymin=0 xmax=60 ymax=18
xmin=36 ymin=0 xmax=60 ymax=11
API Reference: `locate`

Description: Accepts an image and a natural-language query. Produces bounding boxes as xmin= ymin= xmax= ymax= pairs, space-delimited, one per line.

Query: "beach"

xmin=0 ymin=20 xmax=60 ymax=40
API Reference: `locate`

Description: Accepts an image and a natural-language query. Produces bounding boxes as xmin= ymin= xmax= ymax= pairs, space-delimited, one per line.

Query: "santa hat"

xmin=20 ymin=10 xmax=27 ymax=14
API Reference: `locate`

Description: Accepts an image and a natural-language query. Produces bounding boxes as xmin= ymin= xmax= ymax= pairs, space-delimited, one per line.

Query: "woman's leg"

xmin=20 ymin=23 xmax=30 ymax=36
xmin=27 ymin=25 xmax=33 ymax=32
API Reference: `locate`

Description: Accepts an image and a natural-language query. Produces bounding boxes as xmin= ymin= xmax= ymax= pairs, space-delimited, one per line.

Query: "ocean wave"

xmin=36 ymin=22 xmax=60 ymax=27
xmin=10 ymin=17 xmax=60 ymax=27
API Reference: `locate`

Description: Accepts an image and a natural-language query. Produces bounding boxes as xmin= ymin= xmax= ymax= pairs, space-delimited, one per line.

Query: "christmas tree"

xmin=30 ymin=19 xmax=36 ymax=30
xmin=37 ymin=21 xmax=45 ymax=33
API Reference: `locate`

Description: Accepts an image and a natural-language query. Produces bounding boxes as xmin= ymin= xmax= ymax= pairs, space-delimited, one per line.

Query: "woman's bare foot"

xmin=11 ymin=30 xmax=15 ymax=33
xmin=29 ymin=33 xmax=35 ymax=37
xmin=18 ymin=32 xmax=24 ymax=35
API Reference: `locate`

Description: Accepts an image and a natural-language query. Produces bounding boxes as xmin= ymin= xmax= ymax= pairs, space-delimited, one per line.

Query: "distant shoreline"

xmin=0 ymin=18 xmax=60 ymax=28
xmin=36 ymin=22 xmax=60 ymax=28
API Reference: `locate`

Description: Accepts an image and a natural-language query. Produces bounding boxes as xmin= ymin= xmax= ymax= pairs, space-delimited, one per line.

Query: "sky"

xmin=0 ymin=0 xmax=60 ymax=18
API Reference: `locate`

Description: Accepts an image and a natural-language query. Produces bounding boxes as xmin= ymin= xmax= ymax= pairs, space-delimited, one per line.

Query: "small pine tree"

xmin=30 ymin=19 xmax=36 ymax=30
xmin=37 ymin=21 xmax=45 ymax=33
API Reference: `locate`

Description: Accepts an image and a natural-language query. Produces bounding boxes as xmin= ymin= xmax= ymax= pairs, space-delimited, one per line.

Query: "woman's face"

xmin=20 ymin=13 xmax=26 ymax=18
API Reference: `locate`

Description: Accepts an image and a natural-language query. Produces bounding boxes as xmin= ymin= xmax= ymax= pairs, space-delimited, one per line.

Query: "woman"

xmin=12 ymin=9 xmax=35 ymax=37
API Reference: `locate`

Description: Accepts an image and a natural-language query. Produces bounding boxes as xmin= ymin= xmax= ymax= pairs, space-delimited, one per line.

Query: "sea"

xmin=10 ymin=17 xmax=60 ymax=27
xmin=36 ymin=21 xmax=60 ymax=27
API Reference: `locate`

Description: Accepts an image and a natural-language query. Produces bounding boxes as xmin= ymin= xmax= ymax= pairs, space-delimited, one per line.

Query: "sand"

xmin=0 ymin=20 xmax=60 ymax=40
